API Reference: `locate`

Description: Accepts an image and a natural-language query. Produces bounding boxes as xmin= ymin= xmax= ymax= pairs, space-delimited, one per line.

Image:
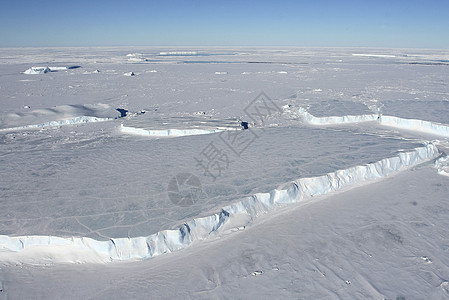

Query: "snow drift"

xmin=0 ymin=143 xmax=438 ymax=264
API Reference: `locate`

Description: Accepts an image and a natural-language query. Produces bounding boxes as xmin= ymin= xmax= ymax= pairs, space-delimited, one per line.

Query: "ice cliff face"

xmin=297 ymin=107 xmax=378 ymax=124
xmin=297 ymin=107 xmax=449 ymax=137
xmin=0 ymin=116 xmax=112 ymax=131
xmin=121 ymin=124 xmax=225 ymax=137
xmin=380 ymin=116 xmax=449 ymax=137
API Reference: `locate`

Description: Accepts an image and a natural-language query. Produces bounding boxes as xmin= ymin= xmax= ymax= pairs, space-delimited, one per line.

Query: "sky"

xmin=0 ymin=0 xmax=448 ymax=48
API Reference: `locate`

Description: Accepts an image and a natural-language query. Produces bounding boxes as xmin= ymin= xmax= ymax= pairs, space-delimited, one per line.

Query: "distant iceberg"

xmin=24 ymin=66 xmax=51 ymax=74
xmin=159 ymin=51 xmax=198 ymax=56
xmin=23 ymin=66 xmax=79 ymax=74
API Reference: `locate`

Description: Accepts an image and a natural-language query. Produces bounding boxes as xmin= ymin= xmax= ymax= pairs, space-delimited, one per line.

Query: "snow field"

xmin=1 ymin=47 xmax=449 ymax=298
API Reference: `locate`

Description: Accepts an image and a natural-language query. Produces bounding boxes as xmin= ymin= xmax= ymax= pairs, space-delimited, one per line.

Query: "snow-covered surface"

xmin=0 ymin=47 xmax=449 ymax=298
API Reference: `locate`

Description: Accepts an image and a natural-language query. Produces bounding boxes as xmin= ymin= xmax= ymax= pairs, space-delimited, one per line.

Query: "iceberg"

xmin=0 ymin=143 xmax=438 ymax=263
xmin=23 ymin=67 xmax=51 ymax=75
xmin=297 ymin=107 xmax=449 ymax=137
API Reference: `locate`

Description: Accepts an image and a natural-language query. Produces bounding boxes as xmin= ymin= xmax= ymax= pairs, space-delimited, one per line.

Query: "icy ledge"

xmin=121 ymin=124 xmax=236 ymax=137
xmin=297 ymin=107 xmax=449 ymax=137
xmin=380 ymin=116 xmax=449 ymax=137
xmin=0 ymin=143 xmax=438 ymax=264
xmin=0 ymin=116 xmax=113 ymax=132
xmin=297 ymin=107 xmax=379 ymax=124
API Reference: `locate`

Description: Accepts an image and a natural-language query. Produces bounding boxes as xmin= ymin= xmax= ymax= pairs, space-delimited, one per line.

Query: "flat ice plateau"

xmin=0 ymin=47 xmax=449 ymax=299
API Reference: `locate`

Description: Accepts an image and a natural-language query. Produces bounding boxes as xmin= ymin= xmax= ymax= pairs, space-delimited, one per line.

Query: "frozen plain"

xmin=0 ymin=47 xmax=449 ymax=298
